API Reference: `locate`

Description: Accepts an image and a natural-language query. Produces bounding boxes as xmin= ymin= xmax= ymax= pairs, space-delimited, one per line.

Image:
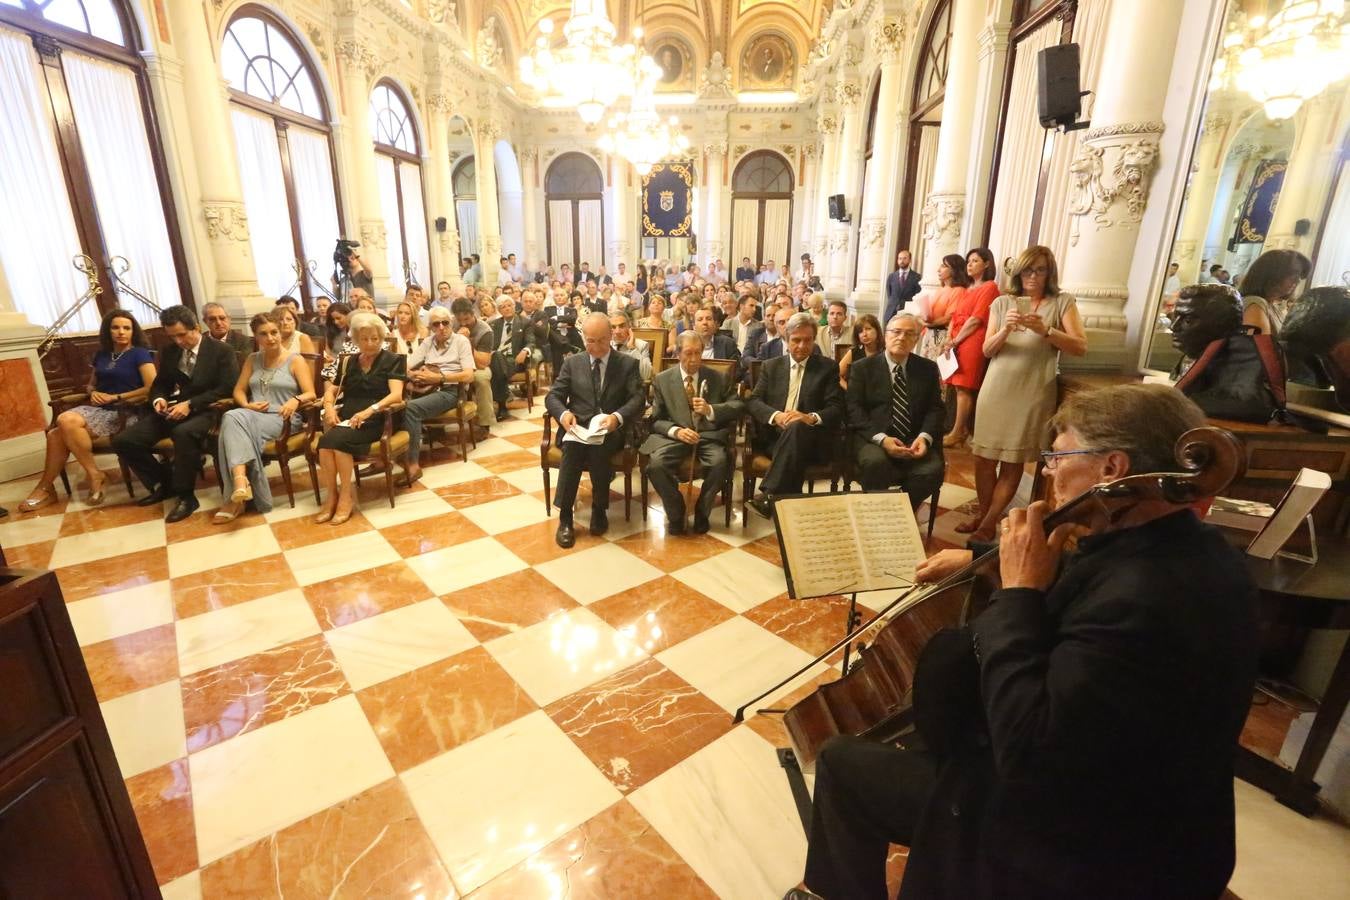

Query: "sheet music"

xmin=774 ymin=492 xmax=925 ymax=599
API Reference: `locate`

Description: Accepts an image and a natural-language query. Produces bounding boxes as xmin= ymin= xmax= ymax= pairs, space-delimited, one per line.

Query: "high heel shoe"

xmin=230 ymin=482 xmax=253 ymax=504
xmin=213 ymin=502 xmax=242 ymax=524
xmin=314 ymin=506 xmax=336 ymax=524
xmin=18 ymin=486 xmax=57 ymax=513
xmin=85 ymin=475 xmax=107 ymax=507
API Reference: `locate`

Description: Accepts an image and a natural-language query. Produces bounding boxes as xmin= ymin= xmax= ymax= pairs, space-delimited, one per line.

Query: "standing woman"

xmin=321 ymin=302 xmax=356 ymax=382
xmin=18 ymin=308 xmax=156 ymax=510
xmin=917 ymin=254 xmax=970 ymax=361
xmin=941 ymin=247 xmax=1000 ymax=446
xmin=214 ymin=313 xmax=317 ymax=522
xmin=274 ymin=304 xmax=316 ymax=356
xmin=315 ymin=312 xmax=406 ymax=525
xmin=1238 ymin=248 xmax=1311 ymax=340
xmin=838 ymin=313 xmax=882 ymax=390
xmin=964 ymin=245 xmax=1087 ymax=540
xmin=634 ymin=263 xmax=649 ymax=296
xmin=391 ymin=298 xmax=427 ymax=355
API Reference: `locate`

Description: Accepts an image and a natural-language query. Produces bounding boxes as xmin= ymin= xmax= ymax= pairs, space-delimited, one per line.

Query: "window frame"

xmin=370 ymin=78 xmax=429 ymax=288
xmin=730 ymin=150 xmax=795 ymax=269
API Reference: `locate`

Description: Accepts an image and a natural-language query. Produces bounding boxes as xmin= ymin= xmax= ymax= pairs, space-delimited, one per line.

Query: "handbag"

xmin=1174 ymin=329 xmax=1287 ymax=423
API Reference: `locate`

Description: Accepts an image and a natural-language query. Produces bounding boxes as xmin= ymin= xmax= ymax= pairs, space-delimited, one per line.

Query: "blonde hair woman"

xmin=273 ymin=304 xmax=316 ymax=356
xmin=391 ymin=298 xmax=427 ymax=355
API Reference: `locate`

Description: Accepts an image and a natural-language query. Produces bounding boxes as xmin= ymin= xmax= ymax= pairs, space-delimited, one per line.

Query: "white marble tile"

xmin=629 ymin=726 xmax=806 ymax=900
xmin=418 ymin=459 xmax=494 ymax=488
xmin=166 ymin=525 xmax=281 ymax=579
xmin=671 ymin=549 xmax=788 ymax=613
xmin=357 ymin=487 xmax=454 ymax=530
xmin=0 ymin=511 xmax=62 ymax=547
xmin=656 ymin=616 xmax=825 ymax=715
xmin=326 ymin=599 xmax=479 ymax=690
xmin=189 ymin=695 xmax=394 ymax=864
xmin=48 ymin=519 xmax=167 ymax=569
xmin=484 ymin=607 xmax=648 ymax=706
xmin=401 ymin=709 xmax=622 ymax=894
xmin=936 ymin=481 xmax=978 ymax=511
xmin=262 ymin=493 xmax=324 ymax=523
xmin=533 ymin=543 xmax=663 ymax=605
xmin=704 ymin=507 xmax=777 ymax=547
xmin=67 ymin=580 xmax=174 ymax=646
xmin=489 ymin=418 xmax=543 ymax=437
xmin=175 ymin=589 xmax=320 ymax=676
xmin=573 ymin=502 xmax=650 ymax=541
xmin=282 ymin=530 xmax=401 ymax=587
xmin=405 ymin=536 xmax=527 ymax=595
xmin=467 ymin=436 xmax=525 ymax=459
xmin=1230 ymin=777 xmax=1350 ymax=900
xmin=158 ymin=870 xmax=201 ymax=900
xmin=496 ymin=465 xmax=545 ymax=493
xmin=99 ymin=679 xmax=185 ymax=778
xmin=458 ymin=493 xmax=552 ymax=534
xmin=0 ymin=477 xmax=38 ymax=504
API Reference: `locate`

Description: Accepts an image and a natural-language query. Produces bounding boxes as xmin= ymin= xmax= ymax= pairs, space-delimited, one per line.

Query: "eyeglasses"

xmin=430 ymin=320 xmax=452 ymax=327
xmin=1039 ymin=448 xmax=1105 ymax=470
xmin=1021 ymin=267 xmax=1050 ymax=278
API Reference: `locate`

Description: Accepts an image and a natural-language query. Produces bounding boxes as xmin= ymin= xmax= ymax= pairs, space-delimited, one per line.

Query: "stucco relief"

xmin=699 ymin=51 xmax=734 ymax=99
xmin=920 ymin=193 xmax=963 ymax=244
xmin=203 ymin=204 xmax=250 ymax=243
xmin=1067 ymin=122 xmax=1164 ymax=244
xmin=860 ymin=217 xmax=886 ymax=249
xmin=870 ymin=18 xmax=906 ymax=62
xmin=360 ymin=221 xmax=388 ymax=251
xmin=335 ymin=39 xmax=377 ymax=79
xmin=834 ymin=79 xmax=861 ymax=108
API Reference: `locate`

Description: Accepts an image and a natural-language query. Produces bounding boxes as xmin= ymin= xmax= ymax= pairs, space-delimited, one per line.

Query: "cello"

xmin=733 ymin=426 xmax=1247 ymax=771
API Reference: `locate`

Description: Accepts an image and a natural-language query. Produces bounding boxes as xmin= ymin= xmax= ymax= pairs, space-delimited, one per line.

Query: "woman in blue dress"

xmin=18 ymin=308 xmax=155 ymax=511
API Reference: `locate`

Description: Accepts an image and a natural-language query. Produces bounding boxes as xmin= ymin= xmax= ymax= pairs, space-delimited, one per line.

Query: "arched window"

xmin=371 ymin=81 xmax=430 ymax=289
xmin=223 ymin=10 xmax=342 ymax=309
xmin=897 ymin=0 xmax=952 ymax=265
xmin=731 ymin=151 xmax=794 ymax=271
xmin=0 ymin=0 xmax=188 ymax=338
xmin=545 ymin=153 xmax=604 ymax=273
xmin=452 ymin=155 xmax=478 ymax=260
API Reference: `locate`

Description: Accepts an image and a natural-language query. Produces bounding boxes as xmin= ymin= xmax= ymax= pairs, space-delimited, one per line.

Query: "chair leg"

xmin=307 ymin=453 xmax=321 ymax=505
xmin=59 ymin=469 xmax=72 ymax=497
xmin=542 ymin=465 xmax=552 ymax=516
xmin=624 ymin=470 xmax=631 ymax=521
xmin=278 ymin=451 xmax=296 ymax=508
xmin=926 ymin=486 xmax=940 ymax=544
xmin=724 ymin=470 xmax=733 ymax=527
xmin=742 ymin=473 xmax=753 ymax=529
xmin=120 ymin=460 xmax=135 ymax=498
xmin=640 ymin=469 xmax=649 ymax=522
xmin=384 ymin=455 xmax=397 ymax=508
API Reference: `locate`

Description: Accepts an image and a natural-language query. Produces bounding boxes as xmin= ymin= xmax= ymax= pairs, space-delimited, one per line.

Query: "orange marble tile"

xmin=433 ymin=476 xmax=521 ymax=508
xmin=469 ymin=799 xmax=716 ymax=900
xmin=301 ymin=560 xmax=430 ymax=630
xmin=54 ymin=547 xmax=169 ymax=603
xmin=588 ymin=576 xmax=735 ymax=655
xmin=165 ymin=505 xmax=268 ymax=543
xmin=476 ymin=450 xmax=542 ymax=474
xmin=611 ymin=529 xmax=735 ymax=573
xmin=380 ymin=510 xmax=487 ymax=557
xmin=742 ymin=668 xmax=841 ymax=749
xmin=171 ymin=553 xmax=300 ymax=619
xmin=269 ymin=509 xmax=372 ymax=550
xmin=81 ymin=623 xmax=179 ymax=703
xmin=741 ymin=533 xmax=785 ymax=566
xmin=356 ymin=646 xmax=536 ymax=772
xmin=439 ymin=569 xmax=580 ymax=642
xmin=57 ymin=501 xmax=164 ymax=537
xmin=199 ymin=779 xmax=454 ymax=899
xmin=1240 ymin=694 xmax=1301 ymax=761
xmin=493 ymin=517 xmax=606 ymax=566
xmin=4 ymin=538 xmax=54 ymax=569
xmin=744 ymin=594 xmax=876 ymax=658
xmin=503 ymin=431 xmax=545 ymax=449
xmin=126 ymin=758 xmax=196 ymax=886
xmin=545 ymin=657 xmax=732 ymax=793
xmin=0 ymin=358 xmax=46 ymax=439
xmin=182 ymin=634 xmax=351 ymax=754
xmin=886 ymin=845 xmax=909 ymax=897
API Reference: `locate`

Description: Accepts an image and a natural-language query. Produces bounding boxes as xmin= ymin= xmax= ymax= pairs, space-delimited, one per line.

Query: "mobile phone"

xmin=1015 ymin=296 xmax=1031 ymax=316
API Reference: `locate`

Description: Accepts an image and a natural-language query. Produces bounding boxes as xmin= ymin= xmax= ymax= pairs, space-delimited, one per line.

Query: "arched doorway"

xmin=545 ymin=152 xmax=605 ymax=273
xmin=451 ymin=155 xmax=478 ymax=258
xmin=222 ymin=8 xmax=343 ymax=309
xmin=370 ymin=79 xmax=430 ymax=289
xmin=731 ymin=151 xmax=794 ymax=273
xmin=897 ymin=0 xmax=951 ymax=269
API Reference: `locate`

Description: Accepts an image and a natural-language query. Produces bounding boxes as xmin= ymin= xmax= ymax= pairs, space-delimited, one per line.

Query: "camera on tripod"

xmin=333 ymin=237 xmax=361 ymax=269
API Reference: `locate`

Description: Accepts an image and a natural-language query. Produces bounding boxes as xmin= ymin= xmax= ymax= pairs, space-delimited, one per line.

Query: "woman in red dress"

xmin=941 ymin=247 xmax=999 ymax=449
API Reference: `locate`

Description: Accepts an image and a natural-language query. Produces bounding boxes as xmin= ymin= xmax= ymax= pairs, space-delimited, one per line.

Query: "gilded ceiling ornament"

xmin=699 ymin=51 xmax=734 ymax=99
xmin=835 ymin=80 xmax=861 ymax=108
xmin=477 ymin=21 xmax=503 ymax=69
xmin=871 ymin=18 xmax=905 ymax=61
xmin=703 ymin=138 xmax=729 ymax=157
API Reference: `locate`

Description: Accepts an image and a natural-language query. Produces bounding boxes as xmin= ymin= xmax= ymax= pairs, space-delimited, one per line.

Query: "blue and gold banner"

xmin=642 ymin=162 xmax=694 ymax=237
xmin=1234 ymin=159 xmax=1286 ymax=244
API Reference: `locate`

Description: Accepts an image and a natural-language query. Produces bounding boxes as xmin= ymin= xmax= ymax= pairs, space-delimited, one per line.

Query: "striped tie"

xmin=891 ymin=360 xmax=911 ymax=439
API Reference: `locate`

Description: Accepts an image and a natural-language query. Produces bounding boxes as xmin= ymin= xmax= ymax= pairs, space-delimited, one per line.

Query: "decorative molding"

xmin=1068 ymin=123 xmax=1165 ymax=243
xmin=698 ymin=51 xmax=734 ymax=100
xmin=360 ymin=221 xmax=388 ymax=251
xmin=1201 ymin=113 xmax=1231 ymax=138
xmin=920 ymin=192 xmax=963 ymax=244
xmin=428 ymin=0 xmax=454 ymax=25
xmin=203 ymin=204 xmax=249 ymax=243
xmin=732 ymin=144 xmax=751 ymax=159
xmin=817 ymin=113 xmax=840 ymax=136
xmin=779 ymin=144 xmax=796 ymax=159
xmin=813 ymin=235 xmax=829 ymax=260
xmin=1082 ymin=120 xmax=1165 ymax=142
xmin=518 ymin=146 xmax=538 ymax=164
xmin=841 ymin=41 xmax=863 ymax=68
xmin=335 ymin=39 xmax=378 ymax=79
xmin=870 ymin=18 xmax=906 ymax=63
xmin=802 ymin=143 xmax=819 ymax=161
xmin=476 ymin=22 xmax=503 ymax=69
xmin=478 ymin=119 xmax=502 ymax=142
xmin=835 ymin=79 xmax=861 ymax=108
xmin=481 ymin=233 xmax=502 ymax=258
xmin=428 ymin=92 xmax=454 ymax=114
xmin=977 ymin=22 xmax=1012 ymax=60
xmin=705 ymin=240 xmax=725 ymax=261
xmin=828 ymin=227 xmax=850 ymax=254
xmin=703 ymin=138 xmax=729 ymax=157
xmin=860 ymin=217 xmax=886 ymax=249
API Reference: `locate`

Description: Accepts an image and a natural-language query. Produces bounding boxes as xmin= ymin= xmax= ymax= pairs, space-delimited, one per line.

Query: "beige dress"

xmin=969 ymin=293 xmax=1079 ymax=463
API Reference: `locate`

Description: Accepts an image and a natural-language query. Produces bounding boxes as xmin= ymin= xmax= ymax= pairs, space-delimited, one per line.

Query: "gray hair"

xmin=201 ymin=301 xmax=227 ymax=316
xmin=785 ymin=311 xmax=819 ymax=336
xmin=886 ymin=312 xmax=922 ymax=330
xmin=347 ymin=311 xmax=388 ymax=340
xmin=1049 ymin=383 xmax=1206 ymax=476
xmin=677 ymin=330 xmax=705 ymax=351
xmin=582 ymin=311 xmax=611 ymax=333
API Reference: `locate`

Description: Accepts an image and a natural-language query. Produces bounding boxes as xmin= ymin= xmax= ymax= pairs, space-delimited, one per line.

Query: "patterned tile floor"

xmin=2 ymin=404 xmax=1346 ymax=899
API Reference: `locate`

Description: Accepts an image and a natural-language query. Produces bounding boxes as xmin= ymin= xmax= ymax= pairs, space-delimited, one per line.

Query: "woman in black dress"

xmin=316 ymin=312 xmax=405 ymax=524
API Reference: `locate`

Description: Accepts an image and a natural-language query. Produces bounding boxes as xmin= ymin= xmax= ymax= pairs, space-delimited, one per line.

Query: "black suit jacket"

xmin=846 ymin=352 xmax=945 ymax=445
xmin=884 ymin=268 xmax=922 ymax=325
xmin=490 ymin=315 xmax=537 ymax=358
xmin=545 ymin=351 xmax=644 ymax=435
xmin=640 ymin=364 xmax=742 ymax=452
xmin=150 ymin=335 xmax=239 ymax=413
xmin=735 ymin=266 xmax=757 ymax=282
xmin=746 ymin=353 xmax=844 ymax=430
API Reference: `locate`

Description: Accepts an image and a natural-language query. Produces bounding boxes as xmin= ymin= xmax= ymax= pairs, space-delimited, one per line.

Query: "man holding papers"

xmin=640 ymin=332 xmax=744 ymax=534
xmin=545 ymin=312 xmax=644 ymax=548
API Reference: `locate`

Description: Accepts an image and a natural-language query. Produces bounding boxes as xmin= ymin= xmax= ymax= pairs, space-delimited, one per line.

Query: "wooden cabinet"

xmin=0 ymin=569 xmax=158 ymax=898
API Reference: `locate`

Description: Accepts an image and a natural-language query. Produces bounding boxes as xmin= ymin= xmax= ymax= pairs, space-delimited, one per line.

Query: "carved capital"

xmin=870 ymin=18 xmax=906 ymax=62
xmin=479 ymin=119 xmax=502 ymax=142
xmin=802 ymin=142 xmax=820 ymax=161
xmin=817 ymin=113 xmax=840 ymax=136
xmin=920 ymin=192 xmax=963 ymax=244
xmin=518 ymin=146 xmax=538 ymax=164
xmin=703 ymin=138 xmax=728 ymax=157
xmin=359 ymin=221 xmax=388 ymax=252
xmin=835 ymin=79 xmax=861 ymax=108
xmin=203 ymin=203 xmax=250 ymax=243
xmin=335 ymin=39 xmax=377 ymax=79
xmin=481 ymin=234 xmax=502 ymax=258
xmin=428 ymin=92 xmax=454 ymax=114
xmin=860 ymin=217 xmax=887 ymax=250
xmin=1082 ymin=120 xmax=1165 ymax=142
xmin=1068 ymin=126 xmax=1164 ymax=243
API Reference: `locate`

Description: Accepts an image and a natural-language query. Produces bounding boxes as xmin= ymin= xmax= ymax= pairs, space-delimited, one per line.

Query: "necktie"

xmin=891 ymin=360 xmax=911 ymax=439
xmin=592 ymin=357 xmax=602 ymax=396
xmin=181 ymin=348 xmax=195 ymax=377
xmin=785 ymin=362 xmax=803 ymax=413
xmin=499 ymin=320 xmax=512 ymax=350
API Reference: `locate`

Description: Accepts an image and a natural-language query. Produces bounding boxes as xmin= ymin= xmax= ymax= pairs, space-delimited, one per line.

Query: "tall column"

xmin=826 ymin=60 xmax=864 ymax=296
xmin=474 ymin=120 xmax=503 ymax=267
xmin=1171 ymin=111 xmax=1235 ymax=281
xmin=604 ymin=155 xmax=635 ymax=271
xmin=918 ymin=0 xmax=982 ymax=287
xmin=1266 ymin=91 xmax=1347 ymax=255
xmin=425 ymin=93 xmax=463 ymax=289
xmin=702 ymin=139 xmax=727 ymax=270
xmin=812 ymin=105 xmax=841 ymax=269
xmin=519 ymin=147 xmax=542 ymax=270
xmin=796 ymin=143 xmax=818 ymax=264
xmin=851 ymin=17 xmax=908 ymax=307
xmin=1058 ymin=0 xmax=1184 ymax=368
xmin=964 ymin=18 xmax=1012 ymax=249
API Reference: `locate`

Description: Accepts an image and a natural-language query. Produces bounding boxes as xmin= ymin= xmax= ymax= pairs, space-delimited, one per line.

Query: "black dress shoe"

xmin=589 ymin=508 xmax=609 ymax=536
xmin=165 ymin=496 xmax=199 ymax=523
xmin=555 ymin=521 xmax=575 ymax=548
xmin=691 ymin=514 xmax=711 ymax=534
xmin=136 ymin=485 xmax=169 ymax=507
xmin=748 ymin=493 xmax=773 ymax=519
xmin=666 ymin=518 xmax=686 ymax=536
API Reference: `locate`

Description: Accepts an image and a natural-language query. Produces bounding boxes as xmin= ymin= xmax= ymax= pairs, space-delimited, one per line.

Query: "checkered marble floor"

xmin=2 ymin=408 xmax=1340 ymax=899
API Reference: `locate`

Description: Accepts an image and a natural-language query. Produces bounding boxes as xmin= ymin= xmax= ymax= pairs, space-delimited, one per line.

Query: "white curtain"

xmin=987 ymin=22 xmax=1059 ymax=266
xmin=456 ymin=200 xmax=479 ymax=259
xmin=286 ymin=126 xmax=340 ymax=284
xmin=64 ymin=51 xmax=180 ymax=325
xmin=732 ymin=198 xmax=760 ymax=266
xmin=399 ymin=164 xmax=431 ymax=288
xmin=1312 ymin=161 xmax=1350 ymax=287
xmin=762 ymin=199 xmax=792 ymax=268
xmin=0 ymin=28 xmax=93 ymax=332
xmin=548 ymin=199 xmax=574 ymax=268
xmin=908 ymin=125 xmax=941 ymax=271
xmin=576 ymin=198 xmax=603 ymax=269
xmin=375 ymin=153 xmax=405 ymax=287
xmin=231 ymin=107 xmax=297 ymax=299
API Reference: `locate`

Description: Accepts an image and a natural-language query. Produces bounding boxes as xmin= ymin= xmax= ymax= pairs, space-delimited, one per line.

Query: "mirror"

xmin=1143 ymin=0 xmax=1350 ymax=418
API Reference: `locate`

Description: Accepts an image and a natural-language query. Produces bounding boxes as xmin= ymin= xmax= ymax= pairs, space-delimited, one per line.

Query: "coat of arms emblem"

xmin=659 ymin=190 xmax=675 ymax=212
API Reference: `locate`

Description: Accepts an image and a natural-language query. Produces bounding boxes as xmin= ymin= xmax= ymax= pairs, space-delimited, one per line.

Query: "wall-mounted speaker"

xmin=434 ymin=216 xmax=447 ymax=232
xmin=1037 ymin=43 xmax=1086 ymax=131
xmin=1294 ymin=218 xmax=1311 ymax=236
xmin=828 ymin=194 xmax=845 ymax=220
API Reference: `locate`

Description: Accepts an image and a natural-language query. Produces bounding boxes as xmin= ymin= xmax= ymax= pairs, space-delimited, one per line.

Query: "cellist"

xmin=786 ymin=384 xmax=1258 ymax=900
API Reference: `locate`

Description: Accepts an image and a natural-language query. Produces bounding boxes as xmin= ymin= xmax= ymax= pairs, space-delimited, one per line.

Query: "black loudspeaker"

xmin=1294 ymin=218 xmax=1311 ymax=236
xmin=1038 ymin=43 xmax=1083 ymax=129
xmin=434 ymin=216 xmax=447 ymax=232
xmin=828 ymin=194 xmax=845 ymax=220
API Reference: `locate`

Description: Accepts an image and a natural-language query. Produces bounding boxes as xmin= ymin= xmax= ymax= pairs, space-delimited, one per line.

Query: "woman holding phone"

xmin=962 ymin=245 xmax=1086 ymax=541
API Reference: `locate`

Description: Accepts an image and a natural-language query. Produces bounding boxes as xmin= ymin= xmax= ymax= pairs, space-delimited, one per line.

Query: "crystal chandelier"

xmin=597 ymin=35 xmax=691 ymax=173
xmin=1210 ymin=0 xmax=1350 ymax=119
xmin=519 ymin=0 xmax=641 ymax=124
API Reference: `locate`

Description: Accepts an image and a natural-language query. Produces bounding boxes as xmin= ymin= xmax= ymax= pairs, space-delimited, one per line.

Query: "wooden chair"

xmin=740 ymin=416 xmax=844 ymax=528
xmin=421 ymin=394 xmax=480 ymax=463
xmin=633 ymin=328 xmax=669 ymax=374
xmin=539 ymin=410 xmax=636 ymax=520
xmin=305 ymin=358 xmax=410 ymax=508
xmin=46 ymin=394 xmax=142 ymax=499
xmin=509 ymin=360 xmax=539 ymax=412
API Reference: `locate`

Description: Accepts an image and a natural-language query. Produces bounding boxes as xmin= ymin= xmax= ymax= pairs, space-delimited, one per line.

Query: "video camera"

xmin=334 ymin=237 xmax=361 ymax=269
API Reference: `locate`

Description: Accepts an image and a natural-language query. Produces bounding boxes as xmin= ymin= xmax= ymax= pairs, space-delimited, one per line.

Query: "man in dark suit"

xmin=640 ymin=332 xmax=744 ymax=534
xmin=693 ymin=308 xmax=739 ymax=363
xmin=545 ymin=312 xmax=644 ymax=548
xmin=883 ymin=249 xmax=922 ymax=326
xmin=735 ymin=256 xmax=757 ymax=283
xmin=489 ymin=297 xmax=537 ymax=421
xmin=574 ymin=262 xmax=598 ymax=285
xmin=745 ymin=312 xmax=845 ymax=517
xmin=112 ymin=305 xmax=240 ymax=522
xmin=847 ymin=313 xmax=945 ymax=508
xmin=201 ymin=301 xmax=253 ymax=357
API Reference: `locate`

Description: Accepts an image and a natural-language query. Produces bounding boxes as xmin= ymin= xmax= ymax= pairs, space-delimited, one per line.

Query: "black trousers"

xmin=854 ymin=443 xmax=944 ymax=508
xmin=554 ymin=430 xmax=624 ymax=521
xmin=757 ymin=420 xmax=830 ymax=495
xmin=647 ymin=439 xmax=728 ymax=521
xmin=803 ymin=735 xmax=937 ymax=900
xmin=490 ymin=354 xmax=526 ymax=410
xmin=112 ymin=410 xmax=214 ymax=498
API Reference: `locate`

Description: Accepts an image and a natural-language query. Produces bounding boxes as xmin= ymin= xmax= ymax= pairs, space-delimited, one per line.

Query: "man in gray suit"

xmin=640 ymin=332 xmax=743 ymax=534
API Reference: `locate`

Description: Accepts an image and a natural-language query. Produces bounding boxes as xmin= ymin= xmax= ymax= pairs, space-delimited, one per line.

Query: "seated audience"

xmin=314 ymin=295 xmax=331 ymax=321
xmin=489 ymin=297 xmax=538 ymax=421
xmin=276 ymin=296 xmax=322 ymax=338
xmin=390 ymin=298 xmax=428 ymax=356
xmin=723 ymin=294 xmax=763 ymax=355
xmin=201 ymin=301 xmax=252 ymax=356
xmin=452 ymin=297 xmax=498 ymax=432
xmin=941 ymin=247 xmax=999 ymax=447
xmin=478 ymin=295 xmax=500 ymax=324
xmin=273 ymin=303 xmax=316 ymax=356
xmin=610 ymin=313 xmax=653 ymax=381
xmin=693 ymin=308 xmax=740 ymax=366
xmin=321 ymin=302 xmax=356 ymax=381
xmin=400 ymin=306 xmax=475 ymax=484
xmin=818 ymin=299 xmax=855 ymax=358
xmin=838 ymin=313 xmax=882 ymax=390
xmin=805 ymin=291 xmax=827 ymax=325
xmin=640 ymin=295 xmax=668 ymax=331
